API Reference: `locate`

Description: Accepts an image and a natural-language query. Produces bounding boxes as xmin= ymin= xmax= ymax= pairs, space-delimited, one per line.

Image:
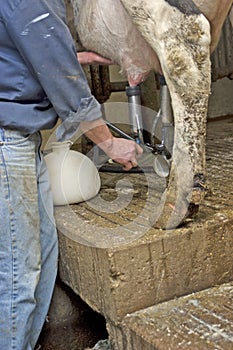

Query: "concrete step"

xmin=109 ymin=281 xmax=233 ymax=350
xmin=56 ymin=118 xmax=233 ymax=325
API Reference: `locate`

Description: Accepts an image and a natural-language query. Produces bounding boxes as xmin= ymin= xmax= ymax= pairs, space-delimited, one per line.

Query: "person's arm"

xmin=77 ymin=53 xmax=143 ymax=169
xmin=6 ymin=0 xmax=102 ymax=137
xmin=80 ymin=118 xmax=143 ymax=170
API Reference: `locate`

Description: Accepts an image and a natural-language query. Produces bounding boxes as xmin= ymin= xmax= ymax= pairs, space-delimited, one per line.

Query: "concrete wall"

xmin=208 ymin=77 xmax=233 ymax=118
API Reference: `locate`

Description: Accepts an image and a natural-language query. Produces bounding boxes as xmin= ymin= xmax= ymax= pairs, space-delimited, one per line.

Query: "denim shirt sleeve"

xmin=4 ymin=0 xmax=102 ymax=140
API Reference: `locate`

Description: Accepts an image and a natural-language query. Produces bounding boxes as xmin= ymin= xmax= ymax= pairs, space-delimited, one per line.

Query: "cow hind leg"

xmin=120 ymin=0 xmax=211 ymax=229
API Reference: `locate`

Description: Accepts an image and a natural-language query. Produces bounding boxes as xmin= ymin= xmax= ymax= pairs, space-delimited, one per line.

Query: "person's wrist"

xmin=98 ymin=136 xmax=114 ymax=156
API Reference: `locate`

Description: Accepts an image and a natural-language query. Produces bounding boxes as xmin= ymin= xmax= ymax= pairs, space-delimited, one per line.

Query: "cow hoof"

xmin=153 ymin=199 xmax=189 ymax=230
xmin=153 ymin=189 xmax=202 ymax=230
xmin=153 ymin=201 xmax=199 ymax=230
xmin=153 ymin=173 xmax=206 ymax=230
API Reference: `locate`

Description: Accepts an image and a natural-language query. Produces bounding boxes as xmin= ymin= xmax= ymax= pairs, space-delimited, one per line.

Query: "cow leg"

xmin=120 ymin=0 xmax=211 ymax=228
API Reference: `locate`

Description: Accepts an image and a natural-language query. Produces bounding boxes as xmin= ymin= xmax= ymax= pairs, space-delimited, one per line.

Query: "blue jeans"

xmin=0 ymin=129 xmax=58 ymax=350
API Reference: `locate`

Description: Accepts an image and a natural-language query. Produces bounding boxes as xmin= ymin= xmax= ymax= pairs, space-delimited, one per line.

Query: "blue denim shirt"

xmin=0 ymin=0 xmax=102 ymax=140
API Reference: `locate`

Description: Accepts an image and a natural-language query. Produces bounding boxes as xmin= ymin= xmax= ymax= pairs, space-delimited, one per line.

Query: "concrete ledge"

xmin=56 ymin=119 xmax=233 ymax=324
xmin=57 ymin=210 xmax=233 ymax=324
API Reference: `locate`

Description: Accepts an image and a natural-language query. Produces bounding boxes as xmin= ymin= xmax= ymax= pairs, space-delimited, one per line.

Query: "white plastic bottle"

xmin=44 ymin=141 xmax=101 ymax=205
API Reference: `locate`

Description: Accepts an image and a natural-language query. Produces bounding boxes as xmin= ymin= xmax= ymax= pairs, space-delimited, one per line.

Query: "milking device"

xmin=154 ymin=75 xmax=174 ymax=157
xmin=103 ymin=75 xmax=174 ymax=177
xmin=125 ymin=85 xmax=144 ymax=145
xmin=152 ymin=75 xmax=174 ymax=177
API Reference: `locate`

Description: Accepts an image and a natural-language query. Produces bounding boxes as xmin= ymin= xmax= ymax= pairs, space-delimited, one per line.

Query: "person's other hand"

xmin=77 ymin=51 xmax=114 ymax=65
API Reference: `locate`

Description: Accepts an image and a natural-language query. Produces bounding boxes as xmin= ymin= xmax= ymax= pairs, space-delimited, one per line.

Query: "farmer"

xmin=0 ymin=1 xmax=142 ymax=349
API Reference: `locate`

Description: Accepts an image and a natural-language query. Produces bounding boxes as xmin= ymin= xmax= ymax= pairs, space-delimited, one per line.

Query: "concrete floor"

xmin=37 ymin=278 xmax=108 ymax=350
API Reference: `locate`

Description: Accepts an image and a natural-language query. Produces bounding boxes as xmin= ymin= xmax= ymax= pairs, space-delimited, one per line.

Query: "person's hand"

xmin=101 ymin=137 xmax=143 ymax=171
xmin=80 ymin=119 xmax=143 ymax=170
xmin=77 ymin=51 xmax=114 ymax=65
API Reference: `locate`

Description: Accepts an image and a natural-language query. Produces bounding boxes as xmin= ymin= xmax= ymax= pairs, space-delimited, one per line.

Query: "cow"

xmin=69 ymin=0 xmax=233 ymax=228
